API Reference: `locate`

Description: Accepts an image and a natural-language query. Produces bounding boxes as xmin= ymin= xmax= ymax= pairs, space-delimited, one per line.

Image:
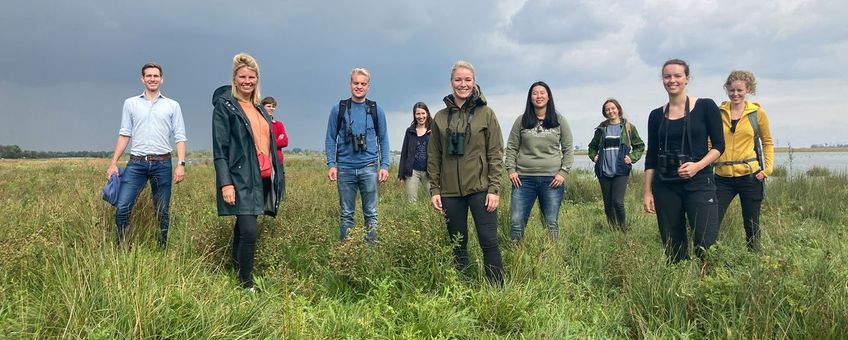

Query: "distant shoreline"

xmin=2 ymin=147 xmax=846 ymax=161
xmin=773 ymin=147 xmax=848 ymax=153
xmin=572 ymin=147 xmax=847 ymax=156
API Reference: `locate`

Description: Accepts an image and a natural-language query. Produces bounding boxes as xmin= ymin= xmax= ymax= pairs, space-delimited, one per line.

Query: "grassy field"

xmin=0 ymin=157 xmax=846 ymax=338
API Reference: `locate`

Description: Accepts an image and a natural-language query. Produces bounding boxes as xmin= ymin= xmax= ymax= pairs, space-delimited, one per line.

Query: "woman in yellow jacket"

xmin=714 ymin=70 xmax=774 ymax=251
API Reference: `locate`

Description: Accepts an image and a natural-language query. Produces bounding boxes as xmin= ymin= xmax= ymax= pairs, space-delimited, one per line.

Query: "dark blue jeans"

xmin=337 ymin=165 xmax=378 ymax=243
xmin=115 ymin=159 xmax=172 ymax=246
xmin=509 ymin=175 xmax=565 ymax=241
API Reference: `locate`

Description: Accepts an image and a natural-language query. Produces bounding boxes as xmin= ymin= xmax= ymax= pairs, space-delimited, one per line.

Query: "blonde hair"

xmin=231 ymin=53 xmax=261 ymax=105
xmin=350 ymin=67 xmax=371 ymax=83
xmin=723 ymin=70 xmax=757 ymax=95
xmin=450 ymin=60 xmax=476 ymax=80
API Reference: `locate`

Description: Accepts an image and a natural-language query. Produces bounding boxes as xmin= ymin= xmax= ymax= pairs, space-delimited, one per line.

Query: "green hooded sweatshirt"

xmin=428 ymin=85 xmax=504 ymax=197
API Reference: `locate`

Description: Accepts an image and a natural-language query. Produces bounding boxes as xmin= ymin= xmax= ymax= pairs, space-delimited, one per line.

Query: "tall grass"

xmin=0 ymin=158 xmax=846 ymax=338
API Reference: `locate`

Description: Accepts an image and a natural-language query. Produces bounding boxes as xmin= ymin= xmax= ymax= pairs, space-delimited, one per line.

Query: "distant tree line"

xmin=0 ymin=145 xmax=111 ymax=159
xmin=810 ymin=143 xmax=848 ymax=148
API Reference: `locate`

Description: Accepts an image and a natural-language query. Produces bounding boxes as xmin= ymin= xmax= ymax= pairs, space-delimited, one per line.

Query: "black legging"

xmin=715 ymin=175 xmax=764 ymax=250
xmin=598 ymin=175 xmax=629 ymax=230
xmin=232 ymin=215 xmax=258 ymax=288
xmin=442 ymin=191 xmax=504 ymax=286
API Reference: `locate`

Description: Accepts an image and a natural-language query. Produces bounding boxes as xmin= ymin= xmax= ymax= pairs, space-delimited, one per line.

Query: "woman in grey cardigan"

xmin=504 ymin=81 xmax=573 ymax=241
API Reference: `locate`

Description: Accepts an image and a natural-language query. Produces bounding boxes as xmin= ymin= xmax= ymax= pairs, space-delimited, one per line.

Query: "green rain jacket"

xmin=212 ymin=85 xmax=285 ymax=216
xmin=428 ymin=85 xmax=504 ymax=197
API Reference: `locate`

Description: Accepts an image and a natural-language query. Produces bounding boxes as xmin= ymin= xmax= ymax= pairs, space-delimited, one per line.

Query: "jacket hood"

xmin=596 ymin=117 xmax=630 ymax=130
xmin=719 ymin=100 xmax=762 ymax=116
xmin=212 ymin=85 xmax=232 ymax=106
xmin=443 ymin=84 xmax=487 ymax=110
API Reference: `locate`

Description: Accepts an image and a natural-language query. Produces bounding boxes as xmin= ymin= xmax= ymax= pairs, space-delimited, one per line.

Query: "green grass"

xmin=0 ymin=158 xmax=846 ymax=338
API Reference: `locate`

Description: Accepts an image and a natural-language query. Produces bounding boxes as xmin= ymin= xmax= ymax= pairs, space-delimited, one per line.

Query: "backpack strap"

xmin=335 ymin=99 xmax=350 ymax=138
xmin=624 ymin=121 xmax=633 ymax=148
xmin=337 ymin=99 xmax=380 ymax=138
xmin=365 ymin=99 xmax=379 ymax=138
xmin=748 ymin=111 xmax=765 ymax=171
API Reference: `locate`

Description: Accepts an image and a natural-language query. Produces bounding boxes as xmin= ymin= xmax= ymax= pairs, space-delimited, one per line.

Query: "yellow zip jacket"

xmin=715 ymin=101 xmax=774 ymax=177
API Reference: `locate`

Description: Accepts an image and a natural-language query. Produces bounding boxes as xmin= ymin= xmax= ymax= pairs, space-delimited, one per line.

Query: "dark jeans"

xmin=442 ymin=192 xmax=504 ymax=286
xmin=716 ymin=175 xmax=764 ymax=250
xmin=598 ymin=175 xmax=629 ymax=230
xmin=115 ymin=159 xmax=172 ymax=246
xmin=232 ymin=215 xmax=258 ymax=288
xmin=652 ymin=174 xmax=719 ymax=263
xmin=509 ymin=175 xmax=564 ymax=240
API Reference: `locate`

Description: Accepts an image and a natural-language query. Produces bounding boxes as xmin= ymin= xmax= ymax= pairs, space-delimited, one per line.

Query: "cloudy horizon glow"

xmin=2 ymin=0 xmax=846 ymax=152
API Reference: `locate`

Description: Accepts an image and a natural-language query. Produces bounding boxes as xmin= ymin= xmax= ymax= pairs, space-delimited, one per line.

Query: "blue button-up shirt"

xmin=119 ymin=93 xmax=187 ymax=156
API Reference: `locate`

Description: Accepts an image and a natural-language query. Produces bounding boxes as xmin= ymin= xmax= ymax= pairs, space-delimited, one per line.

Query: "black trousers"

xmin=652 ymin=174 xmax=720 ymax=263
xmin=442 ymin=191 xmax=504 ymax=286
xmin=230 ymin=179 xmax=271 ymax=288
xmin=232 ymin=215 xmax=258 ymax=288
xmin=715 ymin=175 xmax=764 ymax=250
xmin=598 ymin=175 xmax=629 ymax=230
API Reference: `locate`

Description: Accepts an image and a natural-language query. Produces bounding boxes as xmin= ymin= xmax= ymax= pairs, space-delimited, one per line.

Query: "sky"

xmin=1 ymin=0 xmax=846 ymax=152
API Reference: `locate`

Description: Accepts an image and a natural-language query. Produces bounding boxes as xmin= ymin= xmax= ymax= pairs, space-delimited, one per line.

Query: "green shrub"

xmin=806 ymin=166 xmax=831 ymax=177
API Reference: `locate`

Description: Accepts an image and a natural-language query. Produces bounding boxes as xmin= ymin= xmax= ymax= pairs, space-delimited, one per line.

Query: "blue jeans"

xmin=115 ymin=159 xmax=172 ymax=246
xmin=337 ymin=165 xmax=378 ymax=243
xmin=509 ymin=175 xmax=565 ymax=240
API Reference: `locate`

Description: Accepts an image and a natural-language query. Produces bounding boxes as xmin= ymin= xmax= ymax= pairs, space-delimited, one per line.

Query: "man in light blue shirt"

xmin=325 ymin=67 xmax=390 ymax=243
xmin=106 ymin=63 xmax=187 ymax=247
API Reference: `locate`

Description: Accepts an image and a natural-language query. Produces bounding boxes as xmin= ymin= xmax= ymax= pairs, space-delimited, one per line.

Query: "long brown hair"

xmin=409 ymin=102 xmax=432 ymax=129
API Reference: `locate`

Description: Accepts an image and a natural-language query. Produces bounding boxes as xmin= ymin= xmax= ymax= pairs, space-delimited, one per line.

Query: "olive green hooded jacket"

xmin=428 ymin=85 xmax=504 ymax=197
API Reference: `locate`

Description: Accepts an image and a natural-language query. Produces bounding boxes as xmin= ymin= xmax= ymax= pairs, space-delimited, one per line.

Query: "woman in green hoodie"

xmin=587 ymin=99 xmax=645 ymax=231
xmin=504 ymin=81 xmax=573 ymax=241
xmin=428 ymin=60 xmax=505 ymax=286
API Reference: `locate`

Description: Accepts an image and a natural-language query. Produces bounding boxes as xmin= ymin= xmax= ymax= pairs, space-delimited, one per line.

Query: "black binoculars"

xmin=352 ymin=133 xmax=367 ymax=152
xmin=448 ymin=132 xmax=466 ymax=156
xmin=657 ymin=152 xmax=692 ymax=177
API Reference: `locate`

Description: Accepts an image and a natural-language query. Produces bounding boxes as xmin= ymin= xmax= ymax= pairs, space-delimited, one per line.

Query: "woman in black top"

xmin=398 ymin=102 xmax=432 ymax=202
xmin=643 ymin=59 xmax=725 ymax=265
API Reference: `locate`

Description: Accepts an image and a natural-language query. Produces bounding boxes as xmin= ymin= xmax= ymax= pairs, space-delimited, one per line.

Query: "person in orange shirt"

xmin=212 ymin=53 xmax=284 ymax=291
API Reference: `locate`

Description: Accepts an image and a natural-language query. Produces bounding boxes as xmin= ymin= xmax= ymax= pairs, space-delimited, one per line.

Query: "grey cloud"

xmin=503 ymin=1 xmax=620 ymax=45
xmin=634 ymin=0 xmax=848 ymax=80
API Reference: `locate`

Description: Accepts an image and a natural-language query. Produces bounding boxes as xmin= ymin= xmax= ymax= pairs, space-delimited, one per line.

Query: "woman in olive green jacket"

xmin=428 ymin=60 xmax=504 ymax=287
xmin=587 ymin=99 xmax=644 ymax=231
xmin=212 ymin=53 xmax=284 ymax=290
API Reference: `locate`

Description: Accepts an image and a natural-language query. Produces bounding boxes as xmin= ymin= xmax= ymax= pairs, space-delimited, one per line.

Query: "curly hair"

xmin=723 ymin=70 xmax=757 ymax=95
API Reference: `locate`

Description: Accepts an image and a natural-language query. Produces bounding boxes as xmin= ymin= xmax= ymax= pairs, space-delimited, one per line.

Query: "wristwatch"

xmin=178 ymin=160 xmax=186 ymax=167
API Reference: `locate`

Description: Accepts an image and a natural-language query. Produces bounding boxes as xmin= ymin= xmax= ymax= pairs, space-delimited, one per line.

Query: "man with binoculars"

xmin=324 ymin=67 xmax=390 ymax=243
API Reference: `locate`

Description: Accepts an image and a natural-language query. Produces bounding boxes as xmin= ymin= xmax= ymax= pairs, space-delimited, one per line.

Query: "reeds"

xmin=0 ymin=158 xmax=845 ymax=338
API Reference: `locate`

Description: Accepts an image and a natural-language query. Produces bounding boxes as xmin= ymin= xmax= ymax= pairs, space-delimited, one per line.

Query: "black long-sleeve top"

xmin=645 ymin=98 xmax=724 ymax=176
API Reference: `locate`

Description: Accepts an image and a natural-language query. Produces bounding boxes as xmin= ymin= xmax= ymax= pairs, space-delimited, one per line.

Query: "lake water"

xmin=569 ymin=151 xmax=848 ymax=174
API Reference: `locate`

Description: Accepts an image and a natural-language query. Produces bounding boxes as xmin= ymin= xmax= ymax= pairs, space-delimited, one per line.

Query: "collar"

xmin=719 ymin=100 xmax=761 ymax=116
xmin=138 ymin=92 xmax=166 ymax=100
